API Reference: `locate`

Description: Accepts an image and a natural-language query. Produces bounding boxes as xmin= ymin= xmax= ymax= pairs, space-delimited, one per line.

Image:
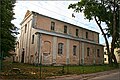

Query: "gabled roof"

xmin=20 ymin=10 xmax=32 ymax=25
xmin=24 ymin=10 xmax=31 ymax=19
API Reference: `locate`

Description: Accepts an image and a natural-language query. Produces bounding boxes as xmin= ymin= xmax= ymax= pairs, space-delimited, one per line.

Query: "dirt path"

xmin=46 ymin=69 xmax=120 ymax=80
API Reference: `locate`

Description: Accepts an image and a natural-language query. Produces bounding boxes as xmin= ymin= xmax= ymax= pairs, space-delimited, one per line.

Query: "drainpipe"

xmin=35 ymin=32 xmax=42 ymax=65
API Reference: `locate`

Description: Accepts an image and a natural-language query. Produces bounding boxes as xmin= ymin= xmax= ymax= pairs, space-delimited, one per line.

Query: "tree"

xmin=0 ymin=0 xmax=18 ymax=58
xmin=68 ymin=0 xmax=120 ymax=66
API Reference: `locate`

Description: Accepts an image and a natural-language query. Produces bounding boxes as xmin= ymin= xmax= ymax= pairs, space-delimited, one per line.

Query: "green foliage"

xmin=1 ymin=0 xmax=18 ymax=57
xmin=68 ymin=0 xmax=120 ymax=48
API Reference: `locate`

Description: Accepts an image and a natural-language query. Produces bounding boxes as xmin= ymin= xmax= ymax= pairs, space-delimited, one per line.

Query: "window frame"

xmin=104 ymin=52 xmax=107 ymax=54
xmin=64 ymin=25 xmax=67 ymax=33
xmin=87 ymin=47 xmax=90 ymax=56
xmin=97 ymin=49 xmax=100 ymax=57
xmin=51 ymin=21 xmax=55 ymax=31
xmin=86 ymin=32 xmax=88 ymax=39
xmin=76 ymin=29 xmax=79 ymax=36
xmin=73 ymin=45 xmax=77 ymax=56
xmin=32 ymin=35 xmax=34 ymax=44
xmin=58 ymin=43 xmax=64 ymax=55
xmin=104 ymin=58 xmax=106 ymax=61
xmin=25 ymin=24 xmax=27 ymax=33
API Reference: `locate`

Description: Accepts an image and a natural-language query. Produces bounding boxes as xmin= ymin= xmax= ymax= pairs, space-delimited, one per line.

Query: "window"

xmin=104 ymin=58 xmax=106 ymax=61
xmin=58 ymin=43 xmax=63 ymax=55
xmin=105 ymin=48 xmax=107 ymax=50
xmin=32 ymin=35 xmax=34 ymax=44
xmin=97 ymin=49 xmax=100 ymax=57
xmin=86 ymin=32 xmax=88 ymax=39
xmin=25 ymin=24 xmax=27 ymax=33
xmin=104 ymin=52 xmax=106 ymax=54
xmin=76 ymin=29 xmax=78 ymax=36
xmin=51 ymin=21 xmax=55 ymax=31
xmin=64 ymin=25 xmax=67 ymax=33
xmin=87 ymin=47 xmax=90 ymax=56
xmin=73 ymin=46 xmax=77 ymax=56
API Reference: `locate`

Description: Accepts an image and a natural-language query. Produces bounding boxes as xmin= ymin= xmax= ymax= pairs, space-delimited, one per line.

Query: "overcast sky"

xmin=12 ymin=1 xmax=111 ymax=44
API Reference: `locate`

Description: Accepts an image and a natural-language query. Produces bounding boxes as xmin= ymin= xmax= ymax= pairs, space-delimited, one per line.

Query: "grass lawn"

xmin=0 ymin=61 xmax=119 ymax=79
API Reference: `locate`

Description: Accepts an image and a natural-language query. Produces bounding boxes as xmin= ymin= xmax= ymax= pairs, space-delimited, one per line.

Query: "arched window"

xmin=58 ymin=43 xmax=63 ymax=55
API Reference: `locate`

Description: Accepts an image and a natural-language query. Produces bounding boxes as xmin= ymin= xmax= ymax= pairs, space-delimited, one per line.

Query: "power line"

xmin=17 ymin=2 xmax=100 ymax=31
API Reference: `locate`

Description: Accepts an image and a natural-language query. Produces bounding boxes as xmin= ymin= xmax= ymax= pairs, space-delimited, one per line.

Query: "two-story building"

xmin=104 ymin=45 xmax=120 ymax=64
xmin=15 ymin=10 xmax=104 ymax=65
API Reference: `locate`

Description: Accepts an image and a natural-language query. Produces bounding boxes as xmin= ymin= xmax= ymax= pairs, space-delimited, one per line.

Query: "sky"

xmin=12 ymin=0 xmax=111 ymax=44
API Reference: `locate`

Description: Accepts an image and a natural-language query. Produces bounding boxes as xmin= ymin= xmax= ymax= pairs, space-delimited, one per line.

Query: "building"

xmin=15 ymin=10 xmax=104 ymax=65
xmin=104 ymin=45 xmax=120 ymax=64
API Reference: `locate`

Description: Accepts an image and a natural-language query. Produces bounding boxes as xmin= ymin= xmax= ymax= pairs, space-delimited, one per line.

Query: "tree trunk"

xmin=94 ymin=16 xmax=112 ymax=64
xmin=111 ymin=0 xmax=118 ymax=66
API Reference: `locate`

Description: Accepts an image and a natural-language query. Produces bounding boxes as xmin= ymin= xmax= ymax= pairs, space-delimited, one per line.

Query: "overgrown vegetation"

xmin=0 ymin=61 xmax=118 ymax=79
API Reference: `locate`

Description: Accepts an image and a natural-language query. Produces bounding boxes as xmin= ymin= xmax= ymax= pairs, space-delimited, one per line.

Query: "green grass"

xmin=0 ymin=61 xmax=118 ymax=79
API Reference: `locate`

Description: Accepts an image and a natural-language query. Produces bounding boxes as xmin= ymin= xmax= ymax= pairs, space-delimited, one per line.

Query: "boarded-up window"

xmin=43 ymin=41 xmax=51 ymax=54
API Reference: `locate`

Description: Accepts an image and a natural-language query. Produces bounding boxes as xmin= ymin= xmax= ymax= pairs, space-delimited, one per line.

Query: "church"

xmin=15 ymin=10 xmax=104 ymax=65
